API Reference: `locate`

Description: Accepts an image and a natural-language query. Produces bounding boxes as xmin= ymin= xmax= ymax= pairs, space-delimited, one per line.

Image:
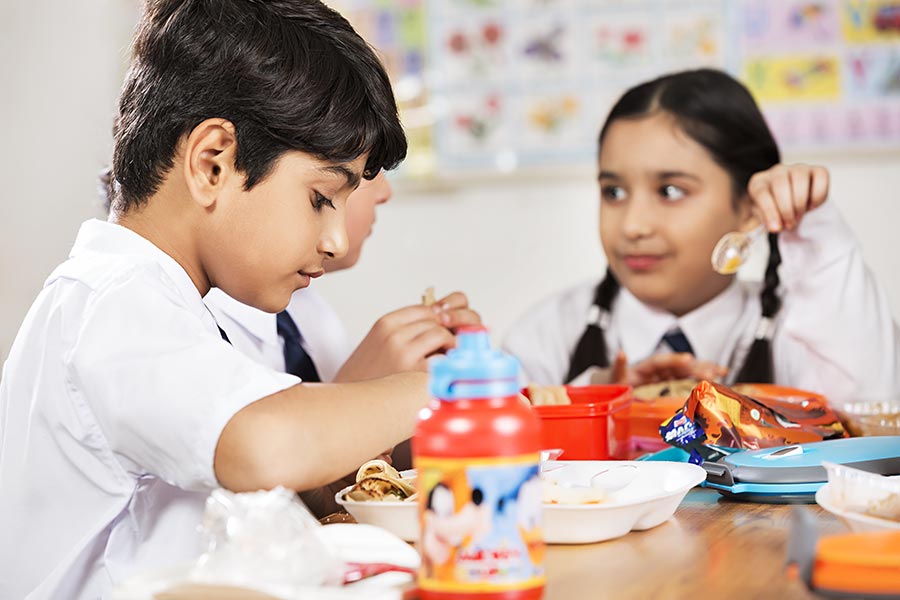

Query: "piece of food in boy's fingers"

xmin=526 ymin=384 xmax=571 ymax=406
xmin=421 ymin=286 xmax=435 ymax=307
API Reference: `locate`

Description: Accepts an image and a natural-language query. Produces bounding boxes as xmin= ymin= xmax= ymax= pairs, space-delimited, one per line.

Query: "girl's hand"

xmin=610 ymin=351 xmax=728 ymax=387
xmin=748 ymin=163 xmax=829 ymax=232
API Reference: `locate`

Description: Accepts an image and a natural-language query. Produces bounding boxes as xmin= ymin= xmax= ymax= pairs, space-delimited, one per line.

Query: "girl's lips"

xmin=621 ymin=254 xmax=665 ymax=271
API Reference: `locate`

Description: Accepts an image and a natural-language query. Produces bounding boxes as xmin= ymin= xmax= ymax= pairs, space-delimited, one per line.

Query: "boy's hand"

xmin=748 ymin=163 xmax=829 ymax=232
xmin=334 ymin=292 xmax=480 ymax=382
xmin=610 ymin=351 xmax=727 ymax=387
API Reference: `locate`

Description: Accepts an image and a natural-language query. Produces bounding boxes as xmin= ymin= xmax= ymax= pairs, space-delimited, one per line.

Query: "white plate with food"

xmin=335 ymin=459 xmax=706 ymax=544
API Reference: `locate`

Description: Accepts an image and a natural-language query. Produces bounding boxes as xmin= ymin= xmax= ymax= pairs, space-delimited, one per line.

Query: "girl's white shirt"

xmin=0 ymin=220 xmax=300 ymax=599
xmin=503 ymin=201 xmax=900 ymax=406
xmin=204 ymin=286 xmax=352 ymax=385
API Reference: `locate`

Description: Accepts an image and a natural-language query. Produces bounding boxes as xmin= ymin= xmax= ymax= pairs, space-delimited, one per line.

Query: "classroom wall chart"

xmin=327 ymin=0 xmax=900 ymax=175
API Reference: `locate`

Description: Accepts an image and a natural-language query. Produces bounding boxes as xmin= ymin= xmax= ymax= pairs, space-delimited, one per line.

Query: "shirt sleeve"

xmin=775 ymin=201 xmax=900 ymax=405
xmin=67 ymin=271 xmax=301 ymax=492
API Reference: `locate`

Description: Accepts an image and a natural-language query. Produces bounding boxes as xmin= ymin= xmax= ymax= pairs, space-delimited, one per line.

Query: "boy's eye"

xmin=312 ymin=192 xmax=335 ymax=212
xmin=660 ymin=184 xmax=686 ymax=201
xmin=601 ymin=185 xmax=627 ymax=202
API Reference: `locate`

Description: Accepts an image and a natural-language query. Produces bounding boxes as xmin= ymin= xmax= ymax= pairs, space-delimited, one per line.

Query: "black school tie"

xmin=276 ymin=310 xmax=320 ymax=382
xmin=661 ymin=328 xmax=695 ymax=355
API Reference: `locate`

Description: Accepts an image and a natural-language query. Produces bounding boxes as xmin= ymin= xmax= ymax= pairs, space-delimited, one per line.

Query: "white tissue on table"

xmin=190 ymin=486 xmax=344 ymax=596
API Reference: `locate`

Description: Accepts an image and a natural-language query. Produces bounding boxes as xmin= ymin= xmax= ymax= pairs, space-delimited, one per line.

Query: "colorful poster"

xmin=328 ymin=0 xmax=900 ymax=176
xmin=744 ymin=55 xmax=842 ymax=101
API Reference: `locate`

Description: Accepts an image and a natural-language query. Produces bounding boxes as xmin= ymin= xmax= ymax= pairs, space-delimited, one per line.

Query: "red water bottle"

xmin=414 ymin=326 xmax=544 ymax=600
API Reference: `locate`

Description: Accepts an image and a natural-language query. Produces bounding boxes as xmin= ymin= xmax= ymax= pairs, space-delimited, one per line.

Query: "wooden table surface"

xmin=541 ymin=488 xmax=843 ymax=600
xmin=319 ymin=487 xmax=846 ymax=600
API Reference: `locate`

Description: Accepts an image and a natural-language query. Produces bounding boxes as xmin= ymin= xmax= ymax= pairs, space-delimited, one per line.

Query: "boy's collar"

xmin=204 ymin=288 xmax=278 ymax=344
xmin=68 ymin=219 xmax=212 ymax=324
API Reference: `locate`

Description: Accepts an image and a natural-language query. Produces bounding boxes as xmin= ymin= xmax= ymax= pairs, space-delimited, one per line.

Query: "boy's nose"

xmin=319 ymin=215 xmax=349 ymax=259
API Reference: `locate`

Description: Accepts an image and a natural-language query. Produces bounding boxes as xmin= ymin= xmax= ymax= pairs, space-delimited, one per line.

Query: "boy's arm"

xmin=214 ymin=372 xmax=428 ymax=493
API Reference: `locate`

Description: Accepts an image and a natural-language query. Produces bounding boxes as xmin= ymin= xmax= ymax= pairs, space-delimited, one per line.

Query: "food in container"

xmin=821 ymin=461 xmax=900 ymax=522
xmin=836 ymin=401 xmax=900 ymax=437
xmin=343 ymin=459 xmax=417 ymax=502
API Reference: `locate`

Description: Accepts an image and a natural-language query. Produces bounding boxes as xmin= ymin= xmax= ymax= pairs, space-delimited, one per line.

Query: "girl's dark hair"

xmin=566 ymin=68 xmax=782 ymax=384
xmin=110 ymin=0 xmax=407 ymax=212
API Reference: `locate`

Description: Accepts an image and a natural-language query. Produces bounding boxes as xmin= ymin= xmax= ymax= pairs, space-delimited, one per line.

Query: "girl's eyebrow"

xmin=597 ymin=170 xmax=620 ymax=181
xmin=657 ymin=170 xmax=701 ymax=181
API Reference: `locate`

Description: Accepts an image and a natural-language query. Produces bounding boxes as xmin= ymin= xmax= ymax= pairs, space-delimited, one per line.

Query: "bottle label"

xmin=416 ymin=454 xmax=545 ymax=593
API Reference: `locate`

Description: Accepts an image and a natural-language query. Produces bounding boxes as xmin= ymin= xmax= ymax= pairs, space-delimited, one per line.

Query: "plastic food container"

xmin=836 ymin=401 xmax=900 ymax=437
xmin=816 ymin=461 xmax=900 ymax=531
xmin=526 ymin=385 xmax=632 ymax=460
xmin=628 ymin=396 xmax=685 ymax=453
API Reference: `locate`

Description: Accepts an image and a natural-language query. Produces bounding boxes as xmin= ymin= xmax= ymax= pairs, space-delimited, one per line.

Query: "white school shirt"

xmin=0 ymin=220 xmax=300 ymax=599
xmin=204 ymin=287 xmax=352 ymax=383
xmin=503 ymin=201 xmax=900 ymax=406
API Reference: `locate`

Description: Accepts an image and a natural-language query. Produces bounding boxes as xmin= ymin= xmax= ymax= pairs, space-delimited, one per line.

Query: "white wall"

xmin=1 ymin=2 xmax=898 ymax=362
xmin=0 ymin=0 xmax=137 ymax=363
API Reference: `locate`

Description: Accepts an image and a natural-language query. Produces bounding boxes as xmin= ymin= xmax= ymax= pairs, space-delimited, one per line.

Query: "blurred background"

xmin=1 ymin=0 xmax=899 ymax=362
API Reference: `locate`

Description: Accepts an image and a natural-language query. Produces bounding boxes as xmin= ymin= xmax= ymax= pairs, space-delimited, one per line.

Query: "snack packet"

xmin=660 ymin=381 xmax=847 ymax=464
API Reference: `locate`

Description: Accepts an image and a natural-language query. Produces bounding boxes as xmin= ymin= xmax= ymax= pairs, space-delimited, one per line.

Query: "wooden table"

xmin=542 ymin=488 xmax=843 ymax=600
xmin=321 ymin=487 xmax=845 ymax=599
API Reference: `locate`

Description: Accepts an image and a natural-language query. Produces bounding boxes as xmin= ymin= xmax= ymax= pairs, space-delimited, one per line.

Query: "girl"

xmin=503 ymin=69 xmax=899 ymax=405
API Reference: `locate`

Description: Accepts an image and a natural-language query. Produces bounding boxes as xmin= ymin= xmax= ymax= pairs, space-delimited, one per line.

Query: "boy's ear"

xmin=182 ymin=118 xmax=238 ymax=209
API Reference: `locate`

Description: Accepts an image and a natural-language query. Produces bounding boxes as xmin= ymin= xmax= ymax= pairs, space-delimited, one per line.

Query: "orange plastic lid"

xmin=813 ymin=530 xmax=900 ymax=594
xmin=734 ymin=383 xmax=827 ymax=403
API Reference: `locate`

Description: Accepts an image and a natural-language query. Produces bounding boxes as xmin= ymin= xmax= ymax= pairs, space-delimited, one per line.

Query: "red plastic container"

xmin=527 ymin=385 xmax=632 ymax=460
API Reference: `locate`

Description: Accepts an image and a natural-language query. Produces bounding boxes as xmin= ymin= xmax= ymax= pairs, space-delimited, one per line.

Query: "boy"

xmin=0 ymin=1 xmax=422 ymax=597
xmin=205 ymin=171 xmax=481 ymax=516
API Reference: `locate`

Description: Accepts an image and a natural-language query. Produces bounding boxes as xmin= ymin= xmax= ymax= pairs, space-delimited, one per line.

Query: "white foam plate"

xmin=336 ymin=461 xmax=706 ymax=545
xmin=815 ymin=482 xmax=900 ymax=533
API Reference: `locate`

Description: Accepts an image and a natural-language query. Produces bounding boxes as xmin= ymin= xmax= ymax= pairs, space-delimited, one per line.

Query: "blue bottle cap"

xmin=429 ymin=327 xmax=521 ymax=400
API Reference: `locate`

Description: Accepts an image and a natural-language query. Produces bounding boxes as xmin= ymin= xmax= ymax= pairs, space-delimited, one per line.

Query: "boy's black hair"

xmin=110 ymin=0 xmax=407 ymax=212
xmin=566 ymin=68 xmax=782 ymax=384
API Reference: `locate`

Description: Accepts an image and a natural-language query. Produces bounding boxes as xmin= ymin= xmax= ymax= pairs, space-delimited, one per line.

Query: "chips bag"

xmin=660 ymin=381 xmax=847 ymax=464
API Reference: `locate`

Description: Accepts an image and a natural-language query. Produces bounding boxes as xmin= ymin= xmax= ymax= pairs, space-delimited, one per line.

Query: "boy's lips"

xmin=296 ymin=269 xmax=325 ymax=288
xmin=621 ymin=254 xmax=666 ymax=271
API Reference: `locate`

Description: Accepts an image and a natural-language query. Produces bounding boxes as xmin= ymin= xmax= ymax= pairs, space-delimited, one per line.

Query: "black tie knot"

xmin=661 ymin=328 xmax=694 ymax=355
